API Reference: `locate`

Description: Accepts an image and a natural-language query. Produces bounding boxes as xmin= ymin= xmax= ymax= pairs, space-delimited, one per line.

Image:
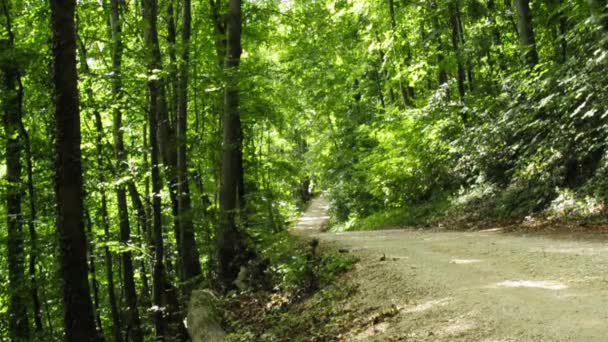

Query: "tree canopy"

xmin=2 ymin=0 xmax=608 ymax=339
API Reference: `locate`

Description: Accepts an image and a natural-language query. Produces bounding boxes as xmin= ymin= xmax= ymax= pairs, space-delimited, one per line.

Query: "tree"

xmin=218 ymin=0 xmax=246 ymax=288
xmin=177 ymin=0 xmax=203 ymax=282
xmin=50 ymin=0 xmax=98 ymax=340
xmin=1 ymin=0 xmax=30 ymax=338
xmin=514 ymin=0 xmax=539 ymax=67
xmin=141 ymin=0 xmax=172 ymax=337
xmin=108 ymin=0 xmax=144 ymax=338
xmin=77 ymin=30 xmax=122 ymax=342
xmin=449 ymin=0 xmax=466 ymax=100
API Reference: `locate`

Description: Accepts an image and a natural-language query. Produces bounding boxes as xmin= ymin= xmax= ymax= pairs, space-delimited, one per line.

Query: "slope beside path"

xmin=294 ymin=197 xmax=608 ymax=341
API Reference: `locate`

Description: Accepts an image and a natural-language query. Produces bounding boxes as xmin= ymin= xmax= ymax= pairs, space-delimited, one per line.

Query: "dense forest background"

xmin=2 ymin=0 xmax=608 ymax=340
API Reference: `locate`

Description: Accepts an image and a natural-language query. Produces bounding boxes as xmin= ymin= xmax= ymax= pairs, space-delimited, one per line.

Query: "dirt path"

xmin=295 ymin=197 xmax=608 ymax=341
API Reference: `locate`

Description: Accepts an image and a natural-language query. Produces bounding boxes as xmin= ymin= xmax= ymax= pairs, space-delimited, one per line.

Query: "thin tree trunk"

xmin=50 ymin=0 xmax=98 ymax=339
xmin=78 ymin=34 xmax=123 ymax=342
xmin=108 ymin=0 xmax=144 ymax=339
xmin=387 ymin=0 xmax=413 ymax=106
xmin=163 ymin=1 xmax=186 ymax=278
xmin=450 ymin=1 xmax=466 ymax=100
xmin=556 ymin=2 xmax=568 ymax=62
xmin=19 ymin=115 xmax=44 ymax=334
xmin=167 ymin=0 xmax=179 ymax=124
xmin=373 ymin=65 xmax=386 ymax=109
xmin=1 ymin=0 xmax=30 ymax=337
xmin=85 ymin=208 xmax=105 ymax=341
xmin=177 ymin=0 xmax=203 ymax=282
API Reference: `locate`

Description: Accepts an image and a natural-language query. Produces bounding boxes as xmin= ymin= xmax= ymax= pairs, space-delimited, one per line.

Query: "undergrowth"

xmin=330 ymin=195 xmax=450 ymax=232
xmin=222 ymin=234 xmax=359 ymax=341
xmin=331 ymin=184 xmax=608 ymax=232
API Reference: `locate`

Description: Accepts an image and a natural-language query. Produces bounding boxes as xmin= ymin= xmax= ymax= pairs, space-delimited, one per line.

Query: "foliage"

xmin=3 ymin=0 xmax=608 ymax=339
xmin=223 ymin=242 xmax=358 ymax=342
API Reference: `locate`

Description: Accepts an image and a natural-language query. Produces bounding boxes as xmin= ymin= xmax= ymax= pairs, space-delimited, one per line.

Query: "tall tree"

xmin=50 ymin=0 xmax=98 ymax=340
xmin=177 ymin=0 xmax=203 ymax=281
xmin=1 ymin=0 xmax=30 ymax=338
xmin=514 ymin=0 xmax=539 ymax=67
xmin=77 ymin=33 xmax=122 ymax=342
xmin=108 ymin=0 xmax=144 ymax=339
xmin=141 ymin=0 xmax=170 ymax=337
xmin=449 ymin=0 xmax=466 ymax=100
xmin=218 ymin=0 xmax=245 ymax=288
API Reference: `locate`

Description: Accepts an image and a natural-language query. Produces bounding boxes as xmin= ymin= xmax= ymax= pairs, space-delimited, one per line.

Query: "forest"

xmin=2 ymin=0 xmax=608 ymax=340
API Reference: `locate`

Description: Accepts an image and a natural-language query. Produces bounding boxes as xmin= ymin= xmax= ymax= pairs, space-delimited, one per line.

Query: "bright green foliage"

xmin=2 ymin=0 xmax=608 ymax=338
xmin=280 ymin=0 xmax=608 ymax=225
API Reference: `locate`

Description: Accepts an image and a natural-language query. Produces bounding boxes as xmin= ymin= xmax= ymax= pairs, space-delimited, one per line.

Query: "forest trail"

xmin=295 ymin=197 xmax=608 ymax=341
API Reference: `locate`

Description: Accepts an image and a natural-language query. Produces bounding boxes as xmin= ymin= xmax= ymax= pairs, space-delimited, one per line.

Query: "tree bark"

xmin=218 ymin=0 xmax=245 ymax=288
xmin=1 ymin=0 xmax=30 ymax=337
xmin=177 ymin=0 xmax=203 ymax=282
xmin=514 ymin=0 xmax=539 ymax=67
xmin=142 ymin=0 xmax=170 ymax=337
xmin=50 ymin=0 xmax=98 ymax=339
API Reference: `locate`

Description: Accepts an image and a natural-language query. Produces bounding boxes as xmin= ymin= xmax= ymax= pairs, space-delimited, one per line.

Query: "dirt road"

xmin=295 ymin=197 xmax=608 ymax=341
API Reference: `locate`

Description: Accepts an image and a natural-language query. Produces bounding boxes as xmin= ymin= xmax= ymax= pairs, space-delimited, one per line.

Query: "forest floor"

xmin=295 ymin=197 xmax=608 ymax=341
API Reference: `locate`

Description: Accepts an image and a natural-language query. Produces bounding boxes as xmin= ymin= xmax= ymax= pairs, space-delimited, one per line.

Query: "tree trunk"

xmin=558 ymin=7 xmax=568 ymax=62
xmin=50 ymin=0 xmax=98 ymax=339
xmin=108 ymin=0 xmax=144 ymax=339
xmin=161 ymin=1 xmax=185 ymax=277
xmin=84 ymin=208 xmax=105 ymax=340
xmin=142 ymin=0 xmax=170 ymax=337
xmin=127 ymin=182 xmax=152 ymax=303
xmin=450 ymin=1 xmax=466 ymax=100
xmin=218 ymin=0 xmax=245 ymax=288
xmin=19 ymin=114 xmax=44 ymax=334
xmin=78 ymin=33 xmax=123 ymax=342
xmin=387 ymin=0 xmax=413 ymax=106
xmin=514 ymin=0 xmax=539 ymax=67
xmin=177 ymin=0 xmax=203 ymax=282
xmin=167 ymin=0 xmax=179 ymax=124
xmin=1 ymin=0 xmax=30 ymax=337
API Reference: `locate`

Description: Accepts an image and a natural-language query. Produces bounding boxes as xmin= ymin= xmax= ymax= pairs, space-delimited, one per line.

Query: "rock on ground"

xmin=187 ymin=289 xmax=226 ymax=342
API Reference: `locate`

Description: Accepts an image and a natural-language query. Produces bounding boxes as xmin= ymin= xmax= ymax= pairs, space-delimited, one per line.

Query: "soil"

xmin=294 ymin=197 xmax=608 ymax=341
